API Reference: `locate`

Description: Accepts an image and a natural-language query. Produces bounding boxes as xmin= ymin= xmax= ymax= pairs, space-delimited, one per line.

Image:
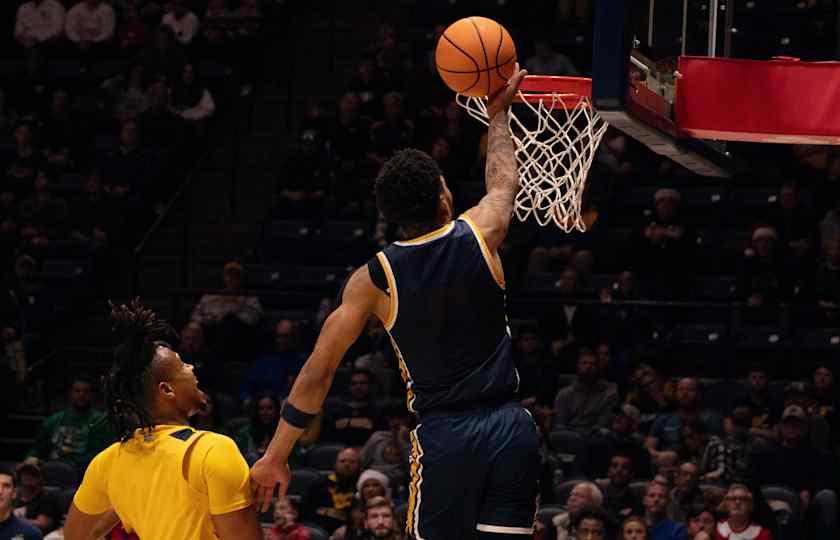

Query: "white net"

xmin=456 ymin=90 xmax=608 ymax=232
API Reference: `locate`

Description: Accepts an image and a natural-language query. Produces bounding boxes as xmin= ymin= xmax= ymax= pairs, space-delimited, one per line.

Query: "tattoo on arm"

xmin=484 ymin=110 xmax=518 ymax=214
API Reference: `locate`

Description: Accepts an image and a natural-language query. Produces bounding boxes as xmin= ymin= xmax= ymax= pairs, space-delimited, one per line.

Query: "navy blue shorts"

xmin=405 ymin=403 xmax=540 ymax=539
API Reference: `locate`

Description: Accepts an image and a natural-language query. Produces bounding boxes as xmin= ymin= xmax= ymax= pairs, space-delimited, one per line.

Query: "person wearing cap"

xmin=632 ymin=187 xmax=696 ymax=300
xmin=751 ymin=403 xmax=839 ymax=538
xmin=586 ymin=403 xmax=651 ymax=479
xmin=736 ymin=224 xmax=794 ymax=306
xmin=356 ymin=469 xmax=391 ymax=506
xmin=12 ymin=463 xmax=61 ymax=535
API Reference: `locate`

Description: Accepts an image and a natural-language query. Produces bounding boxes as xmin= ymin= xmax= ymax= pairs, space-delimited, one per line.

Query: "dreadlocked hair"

xmin=104 ymin=298 xmax=177 ymax=442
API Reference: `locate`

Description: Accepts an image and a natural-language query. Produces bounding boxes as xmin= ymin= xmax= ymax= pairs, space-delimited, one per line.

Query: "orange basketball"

xmin=435 ymin=16 xmax=517 ymax=98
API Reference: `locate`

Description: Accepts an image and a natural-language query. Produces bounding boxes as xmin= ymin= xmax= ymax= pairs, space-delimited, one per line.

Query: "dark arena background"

xmin=2 ymin=0 xmax=840 ymax=539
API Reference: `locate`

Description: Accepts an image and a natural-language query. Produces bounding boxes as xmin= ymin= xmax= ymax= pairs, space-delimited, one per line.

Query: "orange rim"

xmin=514 ymin=75 xmax=593 ymax=107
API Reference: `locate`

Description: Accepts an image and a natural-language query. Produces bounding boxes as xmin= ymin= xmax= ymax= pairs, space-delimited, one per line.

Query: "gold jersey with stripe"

xmin=73 ymin=425 xmax=253 ymax=539
xmin=369 ymin=217 xmax=519 ymax=415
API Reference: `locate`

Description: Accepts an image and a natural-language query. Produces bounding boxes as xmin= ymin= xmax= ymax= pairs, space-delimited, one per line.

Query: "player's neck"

xmin=0 ymin=506 xmax=11 ymax=522
xmin=152 ymin=408 xmax=191 ymax=427
xmin=402 ymin=219 xmax=448 ymax=240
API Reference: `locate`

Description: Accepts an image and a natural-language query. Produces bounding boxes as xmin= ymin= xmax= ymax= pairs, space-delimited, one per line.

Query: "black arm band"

xmin=281 ymin=401 xmax=315 ymax=429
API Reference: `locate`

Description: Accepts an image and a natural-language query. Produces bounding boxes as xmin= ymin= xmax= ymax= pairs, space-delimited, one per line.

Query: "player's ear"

xmin=158 ymin=381 xmax=175 ymax=398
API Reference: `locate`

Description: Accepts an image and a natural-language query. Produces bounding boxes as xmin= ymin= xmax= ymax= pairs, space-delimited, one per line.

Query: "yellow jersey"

xmin=74 ymin=425 xmax=253 ymax=539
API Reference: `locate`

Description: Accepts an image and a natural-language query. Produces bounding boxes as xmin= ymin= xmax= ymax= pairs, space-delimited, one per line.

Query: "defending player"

xmin=64 ymin=300 xmax=262 ymax=540
xmin=252 ymin=64 xmax=536 ymax=539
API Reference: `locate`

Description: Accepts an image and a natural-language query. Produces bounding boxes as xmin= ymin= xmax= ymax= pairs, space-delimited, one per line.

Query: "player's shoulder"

xmin=191 ymin=430 xmax=243 ymax=459
xmin=86 ymin=440 xmax=122 ymax=474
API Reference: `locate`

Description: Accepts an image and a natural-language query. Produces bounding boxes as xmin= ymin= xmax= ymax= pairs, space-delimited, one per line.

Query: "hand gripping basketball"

xmin=486 ymin=63 xmax=528 ymax=119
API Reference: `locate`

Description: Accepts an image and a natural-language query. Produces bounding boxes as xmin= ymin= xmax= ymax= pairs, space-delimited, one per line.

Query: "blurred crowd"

xmin=5 ymin=1 xmax=840 ymax=540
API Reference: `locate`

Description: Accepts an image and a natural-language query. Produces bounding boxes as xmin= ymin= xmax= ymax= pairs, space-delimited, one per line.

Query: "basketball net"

xmin=456 ymin=90 xmax=608 ymax=232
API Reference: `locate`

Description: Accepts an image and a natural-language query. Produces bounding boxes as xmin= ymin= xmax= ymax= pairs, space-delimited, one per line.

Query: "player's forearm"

xmin=484 ymin=110 xmax=518 ymax=208
xmin=264 ymin=358 xmax=335 ymax=462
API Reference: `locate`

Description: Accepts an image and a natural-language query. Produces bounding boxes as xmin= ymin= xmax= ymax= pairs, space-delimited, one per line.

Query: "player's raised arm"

xmin=464 ymin=64 xmax=527 ymax=253
xmin=250 ymin=266 xmax=380 ymax=511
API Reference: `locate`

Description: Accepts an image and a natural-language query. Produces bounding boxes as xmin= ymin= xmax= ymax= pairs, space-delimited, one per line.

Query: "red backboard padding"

xmin=675 ymin=56 xmax=840 ymax=144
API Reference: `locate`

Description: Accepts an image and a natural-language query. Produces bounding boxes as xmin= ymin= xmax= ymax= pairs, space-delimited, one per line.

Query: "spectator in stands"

xmin=18 ymin=174 xmax=70 ymax=249
xmin=360 ymin=405 xmax=410 ymax=496
xmin=14 ymin=0 xmax=66 ymax=52
xmin=65 ymin=0 xmax=116 ymax=60
xmin=234 ymin=391 xmax=281 ymax=464
xmin=516 ymin=327 xmax=556 ymax=416
xmin=736 ymin=224 xmax=792 ymax=306
xmin=369 ymin=92 xmax=414 ymax=167
xmin=241 ymin=319 xmax=305 ymax=402
xmin=741 ymin=364 xmax=781 ymax=440
xmin=202 ymin=0 xmax=233 ymax=57
xmin=6 ymin=124 xmax=42 ymax=201
xmin=271 ymin=140 xmax=329 ymax=221
xmin=330 ymin=92 xmax=374 ymax=216
xmin=137 ymin=79 xmax=185 ymax=157
xmin=816 ymin=209 xmax=840 ymax=321
xmin=329 ymin=501 xmax=365 ymax=540
xmin=751 ymin=404 xmax=838 ymax=525
xmin=267 ymin=496 xmax=310 ymax=540
xmin=643 ymin=481 xmax=688 ymax=540
xmin=161 ymin=0 xmax=199 ymax=46
xmin=538 ymin=268 xmax=597 ymax=364
xmin=571 ymin=509 xmax=611 ymax=540
xmin=138 ymin=24 xmax=186 ymax=81
xmin=25 ymin=375 xmax=111 ymax=469
xmin=587 ymin=403 xmax=650 ymax=479
xmin=552 ymin=482 xmax=604 ymax=540
xmin=99 ymin=120 xmax=149 ymax=202
xmin=307 ymin=448 xmax=362 ymax=534
xmin=361 ymin=496 xmax=398 ymax=540
xmin=355 ymin=469 xmax=390 ymax=507
xmin=553 ymin=348 xmax=620 ymax=433
xmin=627 ymin=364 xmax=676 ymax=430
xmin=325 ymin=369 xmax=382 ymax=447
xmin=632 ymin=188 xmax=696 ymax=300
xmin=0 ymin=468 xmax=42 ymax=540
xmin=11 ymin=463 xmax=60 ymax=535
xmin=0 ymin=91 xmax=17 ymax=138
xmin=41 ymin=90 xmax=76 ymax=173
xmin=597 ymin=452 xmax=644 ymax=521
xmin=668 ymin=461 xmax=704 ymax=523
xmin=810 ymin=364 xmax=840 ymax=452
xmin=700 ymin=402 xmax=759 ymax=486
xmin=685 ymin=506 xmax=715 ymax=540
xmin=621 ymin=515 xmax=648 ymax=540
xmin=347 ymin=58 xmax=385 ymax=120
xmin=715 ymin=484 xmax=773 ymax=540
xmin=171 ymin=64 xmax=215 ymax=126
xmin=177 ymin=321 xmax=217 ymax=390
xmin=646 ymin=378 xmax=722 ymax=460
xmin=524 ymin=38 xmax=580 ymax=76
xmin=69 ymin=171 xmax=112 ymax=252
xmin=102 ymin=63 xmax=148 ymax=123
xmin=232 ymin=0 xmax=262 ymax=94
xmin=767 ymin=181 xmax=814 ymax=262
xmin=190 ymin=260 xmax=263 ymax=358
xmin=117 ymin=3 xmax=149 ymax=57
xmin=676 ymin=421 xmax=709 ymax=467
xmin=652 ymin=451 xmax=678 ymax=487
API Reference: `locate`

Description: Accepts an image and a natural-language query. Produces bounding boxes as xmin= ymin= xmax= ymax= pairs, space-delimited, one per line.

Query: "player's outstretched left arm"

xmin=250 ymin=266 xmax=378 ymax=511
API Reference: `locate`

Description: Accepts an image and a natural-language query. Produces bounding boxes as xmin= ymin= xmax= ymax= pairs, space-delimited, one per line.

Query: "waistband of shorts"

xmin=416 ymin=393 xmax=518 ymax=421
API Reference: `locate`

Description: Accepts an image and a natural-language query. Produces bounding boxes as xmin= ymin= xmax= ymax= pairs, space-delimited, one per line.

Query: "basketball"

xmin=435 ymin=16 xmax=517 ymax=98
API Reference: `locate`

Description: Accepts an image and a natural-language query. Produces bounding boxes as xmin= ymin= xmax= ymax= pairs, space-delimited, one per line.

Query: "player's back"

xmin=371 ymin=216 xmax=518 ymax=415
xmin=74 ymin=425 xmax=252 ymax=539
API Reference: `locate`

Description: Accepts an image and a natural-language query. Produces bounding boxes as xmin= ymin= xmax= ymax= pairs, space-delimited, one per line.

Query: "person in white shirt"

xmin=65 ymin=0 xmax=115 ymax=47
xmin=162 ymin=0 xmax=200 ymax=45
xmin=15 ymin=0 xmax=66 ymax=48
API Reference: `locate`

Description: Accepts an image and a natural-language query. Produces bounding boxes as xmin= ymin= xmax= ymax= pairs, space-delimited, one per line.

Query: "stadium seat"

xmin=630 ymin=481 xmax=650 ymax=500
xmin=671 ymin=324 xmax=728 ymax=346
xmin=547 ymin=430 xmax=586 ymax=476
xmin=56 ymin=487 xmax=77 ymax=517
xmin=797 ymin=328 xmax=840 ymax=351
xmin=735 ymin=326 xmax=789 ymax=349
xmin=42 ymin=460 xmax=80 ymax=488
xmin=762 ymin=485 xmax=802 ymax=521
xmin=303 ymin=523 xmax=330 ymax=540
xmin=524 ymin=272 xmax=564 ymax=295
xmin=303 ymin=443 xmax=347 ymax=471
xmin=695 ymin=276 xmax=736 ymax=302
xmin=287 ymin=468 xmax=322 ymax=501
xmin=536 ymin=505 xmax=565 ymax=531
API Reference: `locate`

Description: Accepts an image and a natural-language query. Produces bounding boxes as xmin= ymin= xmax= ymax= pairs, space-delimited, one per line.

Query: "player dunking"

xmin=64 ymin=300 xmax=262 ymax=540
xmin=251 ymin=65 xmax=536 ymax=539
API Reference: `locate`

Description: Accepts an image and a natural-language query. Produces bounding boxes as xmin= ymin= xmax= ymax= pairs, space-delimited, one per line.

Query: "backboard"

xmin=590 ymin=0 xmax=840 ymax=177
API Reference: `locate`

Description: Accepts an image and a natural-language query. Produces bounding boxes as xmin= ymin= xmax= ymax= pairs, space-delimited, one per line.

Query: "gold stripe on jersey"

xmin=406 ymin=427 xmax=425 ymax=540
xmin=389 ymin=335 xmax=416 ymax=413
xmin=459 ymin=215 xmax=505 ymax=288
xmin=375 ymin=252 xmax=399 ymax=330
xmin=394 ymin=221 xmax=455 ymax=246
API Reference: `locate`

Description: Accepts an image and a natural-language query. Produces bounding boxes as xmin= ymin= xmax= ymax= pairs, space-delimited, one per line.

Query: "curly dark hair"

xmin=374 ymin=148 xmax=444 ymax=229
xmin=104 ymin=298 xmax=178 ymax=442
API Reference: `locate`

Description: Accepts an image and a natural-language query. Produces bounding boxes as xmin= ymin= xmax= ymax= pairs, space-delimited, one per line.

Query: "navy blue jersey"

xmin=369 ymin=217 xmax=519 ymax=415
